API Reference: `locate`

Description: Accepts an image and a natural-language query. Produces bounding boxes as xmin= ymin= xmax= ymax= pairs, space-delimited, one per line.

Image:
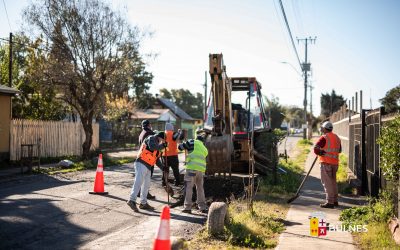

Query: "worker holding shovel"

xmin=314 ymin=121 xmax=342 ymax=209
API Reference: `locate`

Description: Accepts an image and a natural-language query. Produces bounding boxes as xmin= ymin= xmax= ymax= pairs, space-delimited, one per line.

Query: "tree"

xmin=264 ymin=95 xmax=286 ymax=129
xmin=0 ymin=34 xmax=66 ymax=120
xmin=159 ymin=88 xmax=203 ymax=119
xmin=284 ymin=105 xmax=303 ymax=128
xmin=24 ymin=0 xmax=151 ymax=158
xmin=380 ymin=85 xmax=400 ymax=113
xmin=320 ymin=90 xmax=346 ymax=117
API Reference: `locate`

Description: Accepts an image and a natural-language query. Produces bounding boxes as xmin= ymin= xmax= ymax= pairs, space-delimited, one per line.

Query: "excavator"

xmin=202 ymin=53 xmax=274 ymax=176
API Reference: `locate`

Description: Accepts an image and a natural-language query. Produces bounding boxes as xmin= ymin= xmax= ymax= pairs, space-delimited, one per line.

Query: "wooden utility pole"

xmin=204 ymin=71 xmax=207 ymax=121
xmin=9 ymin=32 xmax=13 ymax=87
xmin=298 ymin=37 xmax=316 ymax=139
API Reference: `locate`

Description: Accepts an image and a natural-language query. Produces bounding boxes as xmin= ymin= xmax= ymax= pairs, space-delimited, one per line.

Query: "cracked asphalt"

xmin=0 ymin=158 xmax=206 ymax=249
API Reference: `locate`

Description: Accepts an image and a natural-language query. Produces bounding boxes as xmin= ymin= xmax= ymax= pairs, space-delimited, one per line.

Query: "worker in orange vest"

xmin=314 ymin=121 xmax=342 ymax=209
xmin=163 ymin=123 xmax=184 ymax=186
xmin=127 ymin=131 xmax=167 ymax=212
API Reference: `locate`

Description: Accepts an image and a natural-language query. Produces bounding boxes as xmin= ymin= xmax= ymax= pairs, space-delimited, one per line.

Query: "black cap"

xmin=156 ymin=131 xmax=165 ymax=139
xmin=141 ymin=119 xmax=150 ymax=127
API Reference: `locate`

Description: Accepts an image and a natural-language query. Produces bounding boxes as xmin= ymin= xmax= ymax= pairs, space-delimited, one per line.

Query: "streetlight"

xmin=280 ymin=61 xmax=303 ymax=78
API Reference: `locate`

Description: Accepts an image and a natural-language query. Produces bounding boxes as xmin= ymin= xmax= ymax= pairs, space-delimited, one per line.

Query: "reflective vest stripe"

xmin=319 ymin=132 xmax=341 ymax=164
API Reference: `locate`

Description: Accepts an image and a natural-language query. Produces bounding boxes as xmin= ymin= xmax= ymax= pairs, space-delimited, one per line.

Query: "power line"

xmin=0 ymin=37 xmax=51 ymax=52
xmin=2 ymin=0 xmax=12 ymax=32
xmin=278 ymin=0 xmax=302 ymax=70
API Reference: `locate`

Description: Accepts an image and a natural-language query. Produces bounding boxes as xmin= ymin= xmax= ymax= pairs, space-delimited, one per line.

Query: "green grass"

xmin=337 ymin=154 xmax=353 ymax=194
xmin=340 ymin=191 xmax=398 ymax=249
xmin=189 ymin=138 xmax=312 ymax=249
xmin=355 ymin=222 xmax=400 ymax=249
xmin=33 ymin=156 xmax=135 ymax=175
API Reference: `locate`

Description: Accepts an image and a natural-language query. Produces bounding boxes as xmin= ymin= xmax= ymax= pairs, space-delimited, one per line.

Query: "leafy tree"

xmin=23 ymin=0 xmax=151 ymax=159
xmin=380 ymin=85 xmax=400 ymax=113
xmin=159 ymin=88 xmax=203 ymax=119
xmin=264 ymin=95 xmax=286 ymax=129
xmin=159 ymin=88 xmax=172 ymax=99
xmin=130 ymin=59 xmax=154 ymax=108
xmin=320 ymin=90 xmax=346 ymax=117
xmin=0 ymin=34 xmax=66 ymax=120
xmin=284 ymin=105 xmax=303 ymax=128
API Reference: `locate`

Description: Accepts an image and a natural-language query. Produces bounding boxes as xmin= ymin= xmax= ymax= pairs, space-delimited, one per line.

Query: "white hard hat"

xmin=321 ymin=121 xmax=333 ymax=130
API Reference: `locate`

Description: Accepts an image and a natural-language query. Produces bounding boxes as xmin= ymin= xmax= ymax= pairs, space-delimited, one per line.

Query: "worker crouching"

xmin=127 ymin=131 xmax=167 ymax=212
xmin=178 ymin=134 xmax=208 ymax=214
xmin=314 ymin=121 xmax=342 ymax=209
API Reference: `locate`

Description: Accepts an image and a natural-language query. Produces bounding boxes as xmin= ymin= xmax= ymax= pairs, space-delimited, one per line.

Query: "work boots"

xmin=320 ymin=203 xmax=335 ymax=209
xmin=139 ymin=203 xmax=155 ymax=210
xmin=127 ymin=200 xmax=138 ymax=212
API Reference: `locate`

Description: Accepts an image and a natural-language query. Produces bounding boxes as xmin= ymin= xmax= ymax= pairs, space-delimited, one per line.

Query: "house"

xmin=0 ymin=85 xmax=19 ymax=161
xmin=130 ymin=109 xmax=178 ymax=132
xmin=154 ymin=98 xmax=202 ymax=138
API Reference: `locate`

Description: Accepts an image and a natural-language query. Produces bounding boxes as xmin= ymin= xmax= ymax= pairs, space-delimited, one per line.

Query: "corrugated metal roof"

xmin=130 ymin=109 xmax=176 ymax=120
xmin=0 ymin=85 xmax=19 ymax=95
xmin=157 ymin=98 xmax=194 ymax=120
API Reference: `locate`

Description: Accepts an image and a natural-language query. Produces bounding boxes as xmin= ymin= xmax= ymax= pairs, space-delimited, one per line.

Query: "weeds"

xmin=339 ymin=191 xmax=397 ymax=249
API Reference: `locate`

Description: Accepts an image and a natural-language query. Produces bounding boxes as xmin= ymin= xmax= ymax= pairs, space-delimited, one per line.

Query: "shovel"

xmin=287 ymin=156 xmax=318 ymax=203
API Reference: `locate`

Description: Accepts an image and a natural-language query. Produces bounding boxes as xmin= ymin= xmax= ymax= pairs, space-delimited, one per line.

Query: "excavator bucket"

xmin=205 ymin=134 xmax=233 ymax=175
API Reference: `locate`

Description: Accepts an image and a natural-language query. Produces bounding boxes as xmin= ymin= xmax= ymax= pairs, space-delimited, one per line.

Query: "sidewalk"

xmin=277 ymin=149 xmax=365 ymax=250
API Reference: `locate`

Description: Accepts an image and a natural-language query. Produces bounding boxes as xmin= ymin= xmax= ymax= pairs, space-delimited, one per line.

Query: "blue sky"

xmin=1 ymin=0 xmax=399 ymax=116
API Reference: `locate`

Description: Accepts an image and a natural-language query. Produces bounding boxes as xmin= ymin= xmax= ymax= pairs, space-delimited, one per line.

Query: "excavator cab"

xmin=204 ymin=54 xmax=270 ymax=175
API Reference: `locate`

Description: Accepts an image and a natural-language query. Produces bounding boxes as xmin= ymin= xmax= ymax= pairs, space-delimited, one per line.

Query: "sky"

xmin=0 ymin=0 xmax=399 ymax=116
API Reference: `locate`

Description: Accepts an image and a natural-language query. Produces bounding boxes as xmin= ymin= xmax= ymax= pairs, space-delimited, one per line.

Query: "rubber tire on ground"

xmin=207 ymin=202 xmax=228 ymax=235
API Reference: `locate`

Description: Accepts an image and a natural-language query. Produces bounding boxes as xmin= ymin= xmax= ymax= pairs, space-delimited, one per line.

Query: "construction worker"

xmin=127 ymin=131 xmax=167 ymax=212
xmin=178 ymin=133 xmax=208 ymax=214
xmin=137 ymin=119 xmax=155 ymax=199
xmin=163 ymin=123 xmax=184 ymax=186
xmin=314 ymin=121 xmax=342 ymax=209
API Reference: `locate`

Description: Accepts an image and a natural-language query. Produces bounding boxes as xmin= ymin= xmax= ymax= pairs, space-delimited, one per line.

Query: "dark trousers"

xmin=162 ymin=155 xmax=180 ymax=184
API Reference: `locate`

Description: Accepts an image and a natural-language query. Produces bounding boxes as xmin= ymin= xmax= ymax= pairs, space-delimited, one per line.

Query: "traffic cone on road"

xmin=153 ymin=205 xmax=171 ymax=250
xmin=89 ymin=154 xmax=108 ymax=195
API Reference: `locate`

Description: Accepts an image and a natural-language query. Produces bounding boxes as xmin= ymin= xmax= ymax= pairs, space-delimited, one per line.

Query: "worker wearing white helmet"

xmin=314 ymin=121 xmax=342 ymax=209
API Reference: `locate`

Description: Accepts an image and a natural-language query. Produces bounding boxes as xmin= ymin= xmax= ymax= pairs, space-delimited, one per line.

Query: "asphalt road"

xmin=0 ymin=156 xmax=206 ymax=250
xmin=278 ymin=134 xmax=303 ymax=160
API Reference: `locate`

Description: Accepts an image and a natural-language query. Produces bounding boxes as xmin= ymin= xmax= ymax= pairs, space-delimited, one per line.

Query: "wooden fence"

xmin=10 ymin=119 xmax=99 ymax=161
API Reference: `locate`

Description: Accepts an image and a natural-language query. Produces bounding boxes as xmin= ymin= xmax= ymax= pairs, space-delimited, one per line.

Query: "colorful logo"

xmin=309 ymin=211 xmax=328 ymax=237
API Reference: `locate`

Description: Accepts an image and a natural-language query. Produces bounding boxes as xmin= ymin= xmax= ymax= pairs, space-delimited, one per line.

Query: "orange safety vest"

xmin=138 ymin=143 xmax=159 ymax=166
xmin=164 ymin=130 xmax=178 ymax=156
xmin=319 ymin=132 xmax=341 ymax=165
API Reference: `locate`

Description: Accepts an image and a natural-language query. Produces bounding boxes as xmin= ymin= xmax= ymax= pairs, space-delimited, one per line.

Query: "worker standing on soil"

xmin=314 ymin=121 xmax=342 ymax=209
xmin=127 ymin=131 xmax=167 ymax=212
xmin=163 ymin=123 xmax=184 ymax=187
xmin=137 ymin=119 xmax=155 ymax=199
xmin=178 ymin=133 xmax=208 ymax=214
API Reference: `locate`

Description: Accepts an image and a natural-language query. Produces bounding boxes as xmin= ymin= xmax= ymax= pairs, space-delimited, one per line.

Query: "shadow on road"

xmin=0 ymin=175 xmax=93 ymax=249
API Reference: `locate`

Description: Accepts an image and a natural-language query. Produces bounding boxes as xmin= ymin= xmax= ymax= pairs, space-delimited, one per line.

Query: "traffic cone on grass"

xmin=153 ymin=205 xmax=171 ymax=250
xmin=89 ymin=154 xmax=108 ymax=195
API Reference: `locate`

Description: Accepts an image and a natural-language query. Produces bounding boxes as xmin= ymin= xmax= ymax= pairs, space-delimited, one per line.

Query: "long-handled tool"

xmin=287 ymin=156 xmax=318 ymax=203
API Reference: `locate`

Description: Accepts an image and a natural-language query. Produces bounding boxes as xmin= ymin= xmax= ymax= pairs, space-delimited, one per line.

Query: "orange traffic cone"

xmin=89 ymin=154 xmax=108 ymax=195
xmin=153 ymin=205 xmax=171 ymax=250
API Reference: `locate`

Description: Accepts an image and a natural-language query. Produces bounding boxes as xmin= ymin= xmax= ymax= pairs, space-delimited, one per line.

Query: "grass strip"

xmin=188 ymin=138 xmax=313 ymax=249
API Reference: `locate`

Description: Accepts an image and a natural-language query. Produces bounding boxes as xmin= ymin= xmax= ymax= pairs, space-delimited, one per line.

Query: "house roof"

xmin=131 ymin=109 xmax=177 ymax=121
xmin=0 ymin=85 xmax=19 ymax=95
xmin=157 ymin=98 xmax=194 ymax=120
